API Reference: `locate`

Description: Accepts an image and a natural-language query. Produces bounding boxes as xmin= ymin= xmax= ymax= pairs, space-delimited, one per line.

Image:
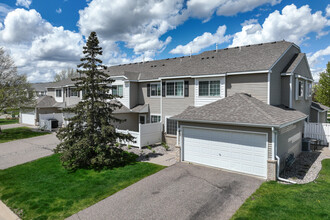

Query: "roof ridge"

xmin=239 ymin=94 xmax=276 ymax=123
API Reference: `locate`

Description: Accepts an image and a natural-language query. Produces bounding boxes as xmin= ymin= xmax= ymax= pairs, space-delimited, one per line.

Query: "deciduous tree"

xmin=314 ymin=62 xmax=330 ymax=107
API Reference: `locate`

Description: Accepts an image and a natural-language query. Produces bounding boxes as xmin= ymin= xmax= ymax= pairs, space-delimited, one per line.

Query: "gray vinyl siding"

xmin=178 ymin=121 xmax=272 ymax=159
xmin=319 ymin=111 xmax=327 ymax=123
xmin=291 ymin=56 xmax=312 ymax=116
xmin=309 ymin=108 xmax=318 ymax=122
xmin=114 ymin=113 xmax=139 ymax=132
xmin=277 ymin=120 xmax=303 ymax=171
xmin=162 ymin=78 xmax=195 ymax=124
xmin=281 ymin=76 xmax=290 ymax=107
xmin=293 ymin=56 xmax=312 ymax=78
xmin=270 ymin=45 xmax=299 ymax=105
xmin=138 ymin=82 xmax=161 ymax=114
xmin=129 ymin=82 xmax=139 ymax=108
xmin=226 ymin=73 xmax=268 ymax=103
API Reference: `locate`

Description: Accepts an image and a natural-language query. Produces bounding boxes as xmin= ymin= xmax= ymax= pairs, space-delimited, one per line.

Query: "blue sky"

xmin=0 ymin=0 xmax=329 ymax=82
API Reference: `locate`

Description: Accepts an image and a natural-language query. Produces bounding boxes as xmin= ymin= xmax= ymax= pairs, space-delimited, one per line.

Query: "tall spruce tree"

xmin=55 ymin=32 xmax=134 ymax=170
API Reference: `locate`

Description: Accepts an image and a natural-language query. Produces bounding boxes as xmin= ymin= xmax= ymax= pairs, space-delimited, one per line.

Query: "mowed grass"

xmin=232 ymin=159 xmax=330 ymax=220
xmin=0 ymin=154 xmax=165 ymax=219
xmin=0 ymin=118 xmax=19 ymax=125
xmin=0 ymin=127 xmax=49 ymax=143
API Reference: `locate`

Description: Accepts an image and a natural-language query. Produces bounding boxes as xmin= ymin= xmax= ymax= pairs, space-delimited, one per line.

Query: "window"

xmin=308 ymin=82 xmax=312 ymax=97
xmin=166 ymin=81 xmax=183 ymax=97
xmin=151 ymin=83 xmax=161 ymax=96
xmin=112 ymin=85 xmax=123 ymax=96
xmin=298 ymin=80 xmax=304 ymax=97
xmin=199 ymin=80 xmax=220 ymax=96
xmin=56 ymin=89 xmax=62 ymax=97
xmin=151 ymin=115 xmax=161 ymax=123
xmin=70 ymin=88 xmax=78 ymax=96
xmin=166 ymin=118 xmax=177 ymax=135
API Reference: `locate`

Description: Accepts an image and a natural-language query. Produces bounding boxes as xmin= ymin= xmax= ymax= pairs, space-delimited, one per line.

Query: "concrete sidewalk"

xmin=0 ymin=200 xmax=20 ymax=220
xmin=0 ymin=124 xmax=33 ymax=130
xmin=0 ymin=133 xmax=59 ymax=170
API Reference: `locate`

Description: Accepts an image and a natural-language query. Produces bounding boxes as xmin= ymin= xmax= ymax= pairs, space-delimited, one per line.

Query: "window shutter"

xmin=162 ymin=82 xmax=166 ymax=97
xmin=68 ymin=88 xmax=70 ymax=97
xmin=295 ymin=78 xmax=298 ymax=100
xmin=304 ymin=81 xmax=308 ymax=100
xmin=147 ymin=83 xmax=150 ymax=97
xmin=184 ymin=81 xmax=189 ymax=97
xmin=77 ymin=89 xmax=80 ymax=98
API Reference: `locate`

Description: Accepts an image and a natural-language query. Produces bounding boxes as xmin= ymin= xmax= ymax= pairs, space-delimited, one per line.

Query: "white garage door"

xmin=182 ymin=127 xmax=268 ymax=178
xmin=21 ymin=112 xmax=35 ymax=125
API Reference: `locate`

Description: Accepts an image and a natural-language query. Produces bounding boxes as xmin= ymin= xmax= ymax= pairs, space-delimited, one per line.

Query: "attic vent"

xmin=271 ymin=41 xmax=276 ymax=44
xmin=173 ymin=57 xmax=176 ymax=59
xmin=211 ymin=56 xmax=214 ymax=58
xmin=151 ymin=65 xmax=153 ymax=67
xmin=246 ymin=45 xmax=250 ymax=47
xmin=224 ymin=48 xmax=228 ymax=50
xmin=258 ymin=43 xmax=263 ymax=45
xmin=181 ymin=56 xmax=184 ymax=58
xmin=206 ymin=57 xmax=209 ymax=59
xmin=128 ymin=63 xmax=131 ymax=65
xmin=154 ymin=65 xmax=157 ymax=67
xmin=201 ymin=57 xmax=204 ymax=60
xmin=162 ymin=64 xmax=165 ymax=66
xmin=166 ymin=58 xmax=169 ymax=60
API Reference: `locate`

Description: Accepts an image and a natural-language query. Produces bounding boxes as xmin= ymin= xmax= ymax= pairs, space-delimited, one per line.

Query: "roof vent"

xmin=212 ymin=56 xmax=214 ymax=58
xmin=154 ymin=65 xmax=157 ymax=67
xmin=224 ymin=48 xmax=228 ymax=50
xmin=173 ymin=57 xmax=176 ymax=59
xmin=258 ymin=43 xmax=263 ymax=45
xmin=206 ymin=57 xmax=209 ymax=59
xmin=181 ymin=56 xmax=184 ymax=58
xmin=162 ymin=64 xmax=165 ymax=66
xmin=271 ymin=41 xmax=276 ymax=44
xmin=166 ymin=58 xmax=169 ymax=60
xmin=246 ymin=45 xmax=250 ymax=47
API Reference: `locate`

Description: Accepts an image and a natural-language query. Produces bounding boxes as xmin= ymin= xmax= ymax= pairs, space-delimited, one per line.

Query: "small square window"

xmin=70 ymin=88 xmax=78 ymax=96
xmin=151 ymin=115 xmax=161 ymax=123
xmin=112 ymin=85 xmax=123 ymax=96
xmin=166 ymin=118 xmax=177 ymax=135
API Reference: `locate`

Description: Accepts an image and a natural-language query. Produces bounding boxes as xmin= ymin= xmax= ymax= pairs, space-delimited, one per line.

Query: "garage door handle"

xmin=219 ymin=153 xmax=221 ymax=156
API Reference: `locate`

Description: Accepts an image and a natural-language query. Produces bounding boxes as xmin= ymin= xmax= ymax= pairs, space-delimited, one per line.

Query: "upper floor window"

xmin=199 ymin=80 xmax=220 ymax=96
xmin=151 ymin=83 xmax=161 ymax=96
xmin=112 ymin=85 xmax=123 ymax=96
xmin=56 ymin=89 xmax=62 ymax=97
xmin=307 ymin=82 xmax=312 ymax=97
xmin=298 ymin=80 xmax=304 ymax=97
xmin=70 ymin=88 xmax=78 ymax=97
xmin=166 ymin=81 xmax=183 ymax=97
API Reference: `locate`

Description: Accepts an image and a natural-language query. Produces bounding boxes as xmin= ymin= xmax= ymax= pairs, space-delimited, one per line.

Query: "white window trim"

xmin=197 ymin=79 xmax=221 ymax=97
xmin=70 ymin=87 xmax=78 ymax=97
xmin=165 ymin=116 xmax=177 ymax=136
xmin=165 ymin=80 xmax=184 ymax=98
xmin=150 ymin=82 xmax=161 ymax=98
xmin=112 ymin=85 xmax=123 ymax=96
xmin=150 ymin=114 xmax=162 ymax=123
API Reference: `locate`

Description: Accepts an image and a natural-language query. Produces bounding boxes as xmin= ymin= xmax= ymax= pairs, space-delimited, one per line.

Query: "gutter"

xmin=276 ymin=155 xmax=296 ymax=184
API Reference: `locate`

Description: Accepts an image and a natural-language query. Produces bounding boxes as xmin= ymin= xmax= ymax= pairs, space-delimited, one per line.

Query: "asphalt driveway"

xmin=0 ymin=133 xmax=59 ymax=169
xmin=68 ymin=163 xmax=264 ymax=220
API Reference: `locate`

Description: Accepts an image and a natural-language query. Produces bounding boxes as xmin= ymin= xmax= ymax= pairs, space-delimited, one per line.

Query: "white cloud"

xmin=78 ymin=0 xmax=185 ymax=57
xmin=15 ymin=0 xmax=32 ymax=9
xmin=0 ymin=9 xmax=83 ymax=82
xmin=0 ymin=9 xmax=52 ymax=43
xmin=170 ymin=25 xmax=230 ymax=55
xmin=56 ymin=8 xmax=62 ymax=14
xmin=0 ymin=3 xmax=12 ymax=19
xmin=231 ymin=4 xmax=330 ymax=47
xmin=186 ymin=0 xmax=281 ymax=21
xmin=308 ymin=45 xmax=330 ymax=68
xmin=326 ymin=4 xmax=330 ymax=17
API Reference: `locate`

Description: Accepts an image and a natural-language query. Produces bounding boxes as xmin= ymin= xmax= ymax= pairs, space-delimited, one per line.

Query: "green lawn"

xmin=232 ymin=159 xmax=330 ymax=220
xmin=0 ymin=154 xmax=165 ymax=219
xmin=0 ymin=127 xmax=49 ymax=143
xmin=0 ymin=118 xmax=19 ymax=125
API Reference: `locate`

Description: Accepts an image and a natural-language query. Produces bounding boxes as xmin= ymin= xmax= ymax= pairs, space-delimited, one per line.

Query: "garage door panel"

xmin=183 ymin=127 xmax=267 ymax=178
xmin=21 ymin=112 xmax=35 ymax=125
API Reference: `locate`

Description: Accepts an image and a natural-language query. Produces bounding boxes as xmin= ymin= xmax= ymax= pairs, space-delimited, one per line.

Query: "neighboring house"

xmin=31 ymin=82 xmax=53 ymax=98
xmin=21 ymin=40 xmax=316 ymax=180
xmin=310 ymin=102 xmax=329 ymax=123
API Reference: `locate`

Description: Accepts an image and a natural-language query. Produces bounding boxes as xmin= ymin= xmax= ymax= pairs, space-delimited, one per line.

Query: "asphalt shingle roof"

xmin=105 ymin=41 xmax=295 ymax=80
xmin=283 ymin=53 xmax=305 ymax=73
xmin=172 ymin=93 xmax=307 ymax=127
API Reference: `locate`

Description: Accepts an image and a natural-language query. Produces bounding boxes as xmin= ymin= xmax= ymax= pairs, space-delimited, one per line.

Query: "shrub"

xmin=147 ymin=145 xmax=152 ymax=150
xmin=162 ymin=142 xmax=170 ymax=151
xmin=127 ymin=145 xmax=132 ymax=149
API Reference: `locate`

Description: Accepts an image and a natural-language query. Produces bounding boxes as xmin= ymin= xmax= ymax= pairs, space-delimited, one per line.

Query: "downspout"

xmin=273 ymin=127 xmax=296 ymax=184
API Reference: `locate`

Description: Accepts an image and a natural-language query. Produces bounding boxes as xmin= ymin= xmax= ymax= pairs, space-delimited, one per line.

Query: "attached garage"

xmin=21 ymin=110 xmax=36 ymax=125
xmin=182 ymin=127 xmax=268 ymax=178
xmin=172 ymin=93 xmax=307 ymax=180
